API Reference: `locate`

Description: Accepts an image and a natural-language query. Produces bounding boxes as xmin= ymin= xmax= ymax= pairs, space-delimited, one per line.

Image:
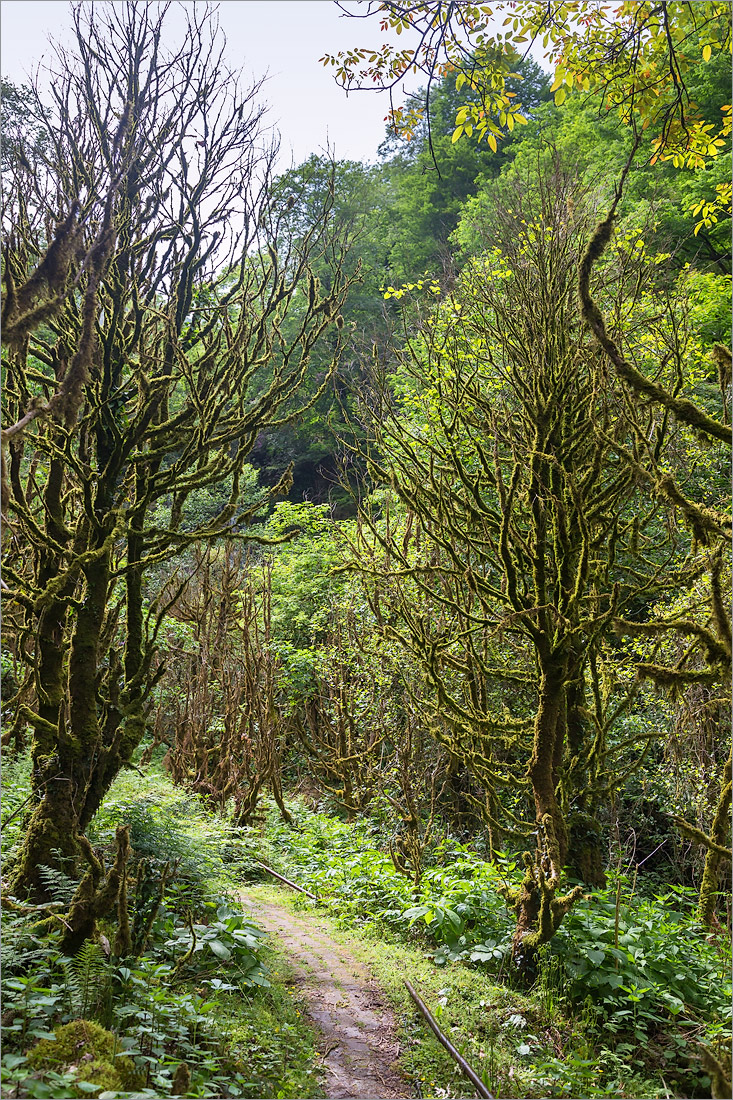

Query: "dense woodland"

xmin=1 ymin=2 xmax=731 ymax=1098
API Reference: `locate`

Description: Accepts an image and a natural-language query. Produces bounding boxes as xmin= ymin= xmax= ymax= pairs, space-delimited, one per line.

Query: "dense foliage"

xmin=1 ymin=3 xmax=730 ymax=1098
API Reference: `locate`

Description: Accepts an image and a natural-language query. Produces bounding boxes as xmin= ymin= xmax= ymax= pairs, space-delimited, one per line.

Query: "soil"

xmin=239 ymin=888 xmax=413 ymax=1100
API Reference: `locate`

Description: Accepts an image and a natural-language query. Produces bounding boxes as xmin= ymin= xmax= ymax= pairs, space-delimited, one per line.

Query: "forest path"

xmin=239 ymin=887 xmax=412 ymax=1099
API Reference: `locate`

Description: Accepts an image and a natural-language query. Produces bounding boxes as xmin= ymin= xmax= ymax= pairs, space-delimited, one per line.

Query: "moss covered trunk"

xmin=11 ymin=533 xmax=119 ymax=900
xmin=698 ymin=748 xmax=732 ymax=929
xmin=503 ymin=660 xmax=584 ymax=975
xmin=563 ymin=670 xmax=607 ymax=888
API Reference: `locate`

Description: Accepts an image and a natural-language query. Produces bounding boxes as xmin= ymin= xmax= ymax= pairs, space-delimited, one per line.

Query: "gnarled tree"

xmin=1 ymin=2 xmax=354 ymax=901
xmin=350 ymin=168 xmax=695 ymax=969
xmin=159 ymin=544 xmax=293 ymax=827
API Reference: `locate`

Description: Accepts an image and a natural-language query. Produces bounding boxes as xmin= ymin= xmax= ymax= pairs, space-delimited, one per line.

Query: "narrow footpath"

xmin=239 ymin=889 xmax=412 ymax=1100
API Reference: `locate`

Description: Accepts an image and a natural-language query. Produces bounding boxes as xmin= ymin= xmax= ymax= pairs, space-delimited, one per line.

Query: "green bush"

xmin=89 ymin=770 xmax=256 ymax=910
xmin=158 ymin=898 xmax=270 ymax=988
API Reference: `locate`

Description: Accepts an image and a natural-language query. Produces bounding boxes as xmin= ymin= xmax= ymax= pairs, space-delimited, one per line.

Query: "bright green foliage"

xmin=160 ymin=900 xmax=269 ymax=988
xmin=0 ymin=767 xmax=323 ymax=1099
xmin=253 ymin=797 xmax=730 ymax=1095
xmin=324 ymin=3 xmax=731 ymax=165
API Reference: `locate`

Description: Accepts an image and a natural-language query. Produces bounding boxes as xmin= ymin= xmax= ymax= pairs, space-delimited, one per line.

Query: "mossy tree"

xmin=350 ymin=168 xmax=698 ymax=968
xmin=1 ymin=2 xmax=354 ymax=902
xmin=579 ymin=180 xmax=731 ymax=930
xmin=158 ymin=543 xmax=293 ymax=827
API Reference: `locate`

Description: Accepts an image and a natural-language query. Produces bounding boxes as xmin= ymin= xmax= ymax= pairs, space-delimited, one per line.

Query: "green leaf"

xmin=403 ymin=904 xmax=432 ymax=924
xmin=248 ymin=971 xmax=271 ymax=987
xmin=2 ymin=1054 xmax=27 ymax=1069
xmin=443 ymin=907 xmax=462 ymax=930
xmin=208 ymin=939 xmax=232 ymax=961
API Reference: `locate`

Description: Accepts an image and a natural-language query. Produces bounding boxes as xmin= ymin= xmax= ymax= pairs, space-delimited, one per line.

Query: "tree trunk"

xmin=698 ymin=749 xmax=732 ymax=929
xmin=505 ymin=664 xmax=584 ymax=975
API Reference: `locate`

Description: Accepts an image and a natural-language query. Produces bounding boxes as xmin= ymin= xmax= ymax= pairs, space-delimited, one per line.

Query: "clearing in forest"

xmin=239 ymin=889 xmax=411 ymax=1100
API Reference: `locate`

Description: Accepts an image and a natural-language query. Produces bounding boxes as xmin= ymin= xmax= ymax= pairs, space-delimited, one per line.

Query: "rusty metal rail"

xmin=255 ymin=860 xmax=319 ymax=901
xmin=404 ymin=979 xmax=494 ymax=1099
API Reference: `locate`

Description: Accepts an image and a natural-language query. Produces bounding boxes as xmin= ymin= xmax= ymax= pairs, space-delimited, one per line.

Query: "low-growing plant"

xmin=159 ymin=898 xmax=270 ymax=988
xmin=0 ymin=750 xmax=34 ymax=861
xmin=89 ymin=771 xmax=253 ymax=910
xmin=251 ymin=795 xmax=731 ymax=1095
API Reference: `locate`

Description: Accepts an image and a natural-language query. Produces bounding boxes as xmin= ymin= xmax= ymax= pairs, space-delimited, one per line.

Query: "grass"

xmin=243 ymin=883 xmax=667 ymax=1100
xmin=212 ymin=946 xmax=326 ymax=1099
xmin=247 ymin=796 xmax=728 ymax=1099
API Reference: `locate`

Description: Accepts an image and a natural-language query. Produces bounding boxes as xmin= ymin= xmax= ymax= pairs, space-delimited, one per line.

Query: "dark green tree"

xmin=377 ymin=54 xmax=550 ymax=285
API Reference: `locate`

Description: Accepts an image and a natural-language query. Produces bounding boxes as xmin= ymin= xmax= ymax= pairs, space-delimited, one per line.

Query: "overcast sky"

xmin=1 ymin=0 xmax=416 ymax=169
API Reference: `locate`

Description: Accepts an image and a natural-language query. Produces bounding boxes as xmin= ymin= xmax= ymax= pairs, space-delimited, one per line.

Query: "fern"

xmin=38 ymin=861 xmax=78 ymax=906
xmin=62 ymin=940 xmax=110 ymax=1020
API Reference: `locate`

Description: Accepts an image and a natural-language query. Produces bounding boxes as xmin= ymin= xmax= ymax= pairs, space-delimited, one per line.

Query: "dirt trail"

xmin=239 ymin=889 xmax=411 ymax=1100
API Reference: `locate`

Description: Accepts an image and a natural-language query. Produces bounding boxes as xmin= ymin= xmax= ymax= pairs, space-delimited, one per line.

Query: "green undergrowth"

xmin=246 ymin=882 xmax=656 ymax=1100
xmin=248 ymin=797 xmax=731 ymax=1098
xmin=2 ymin=764 xmax=729 ymax=1099
xmin=0 ymin=766 xmax=323 ymax=1099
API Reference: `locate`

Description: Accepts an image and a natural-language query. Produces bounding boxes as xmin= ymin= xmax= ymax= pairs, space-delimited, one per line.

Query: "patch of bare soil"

xmin=239 ymin=890 xmax=412 ymax=1100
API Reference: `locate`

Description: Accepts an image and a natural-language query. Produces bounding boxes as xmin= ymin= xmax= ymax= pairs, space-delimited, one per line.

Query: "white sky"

xmin=0 ymin=0 xmax=421 ymax=169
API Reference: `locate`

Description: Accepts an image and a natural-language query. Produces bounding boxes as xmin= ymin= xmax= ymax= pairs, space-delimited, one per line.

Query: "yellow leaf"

xmin=452 ymin=126 xmax=464 ymax=143
xmin=703 ymin=44 xmax=712 ymax=62
xmin=488 ymin=133 xmax=497 ymax=152
xmin=554 ymin=87 xmax=567 ymax=106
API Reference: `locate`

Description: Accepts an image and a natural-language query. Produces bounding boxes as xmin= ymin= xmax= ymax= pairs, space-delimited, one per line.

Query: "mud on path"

xmin=239 ymin=889 xmax=412 ymax=1100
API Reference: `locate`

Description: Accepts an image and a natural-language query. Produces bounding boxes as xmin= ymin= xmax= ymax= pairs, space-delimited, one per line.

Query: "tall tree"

xmin=350 ymin=168 xmax=703 ymax=969
xmin=1 ymin=2 xmax=354 ymax=902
